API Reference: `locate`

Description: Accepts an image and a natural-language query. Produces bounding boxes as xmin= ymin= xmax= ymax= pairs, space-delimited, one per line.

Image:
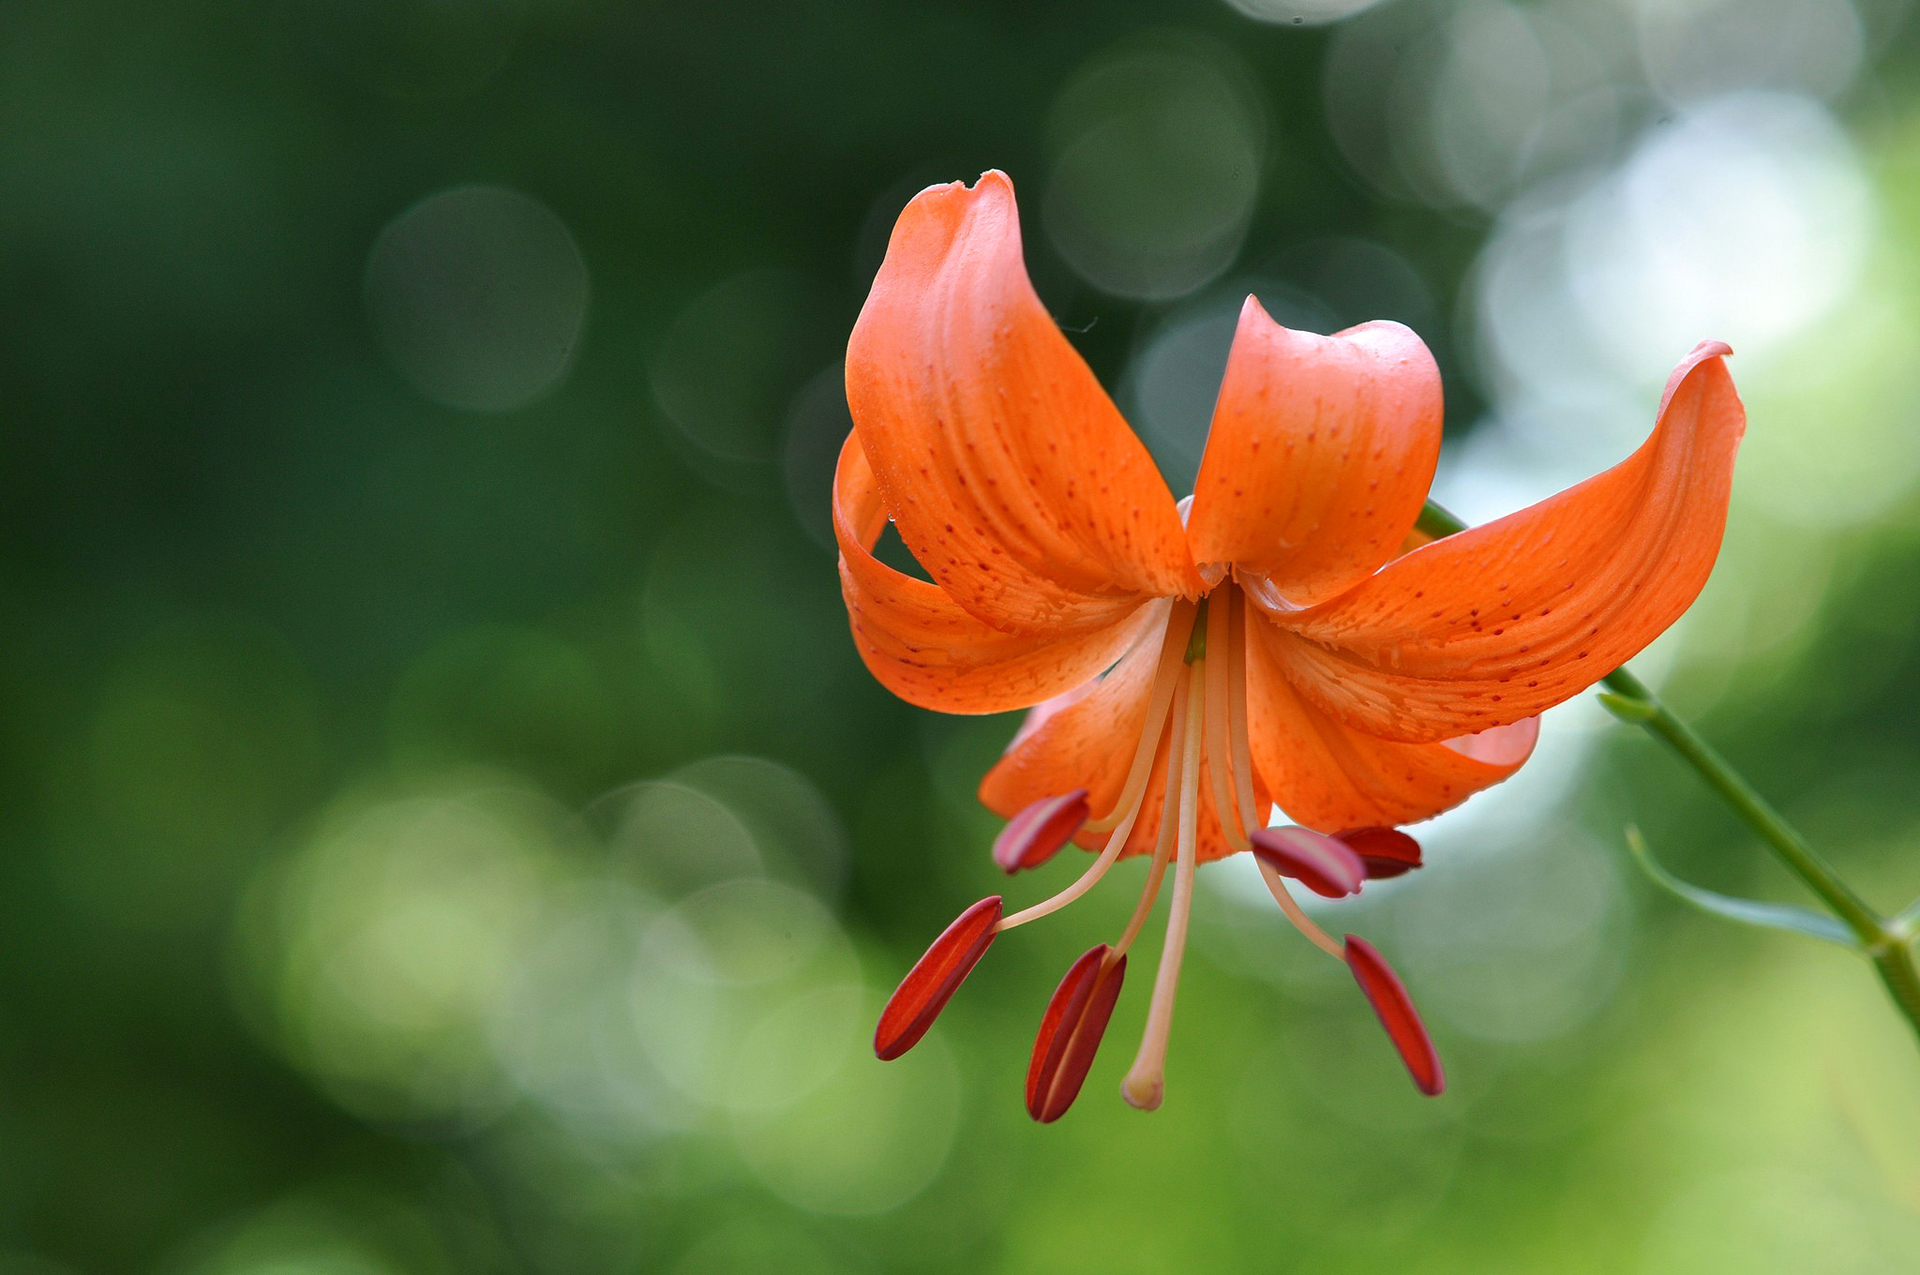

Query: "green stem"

xmin=1420 ymin=499 xmax=1920 ymax=1045
xmin=1598 ymin=666 xmax=1882 ymax=939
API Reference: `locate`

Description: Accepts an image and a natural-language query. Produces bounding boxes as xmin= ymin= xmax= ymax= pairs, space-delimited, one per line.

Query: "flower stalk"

xmin=1421 ymin=499 xmax=1920 ymax=1047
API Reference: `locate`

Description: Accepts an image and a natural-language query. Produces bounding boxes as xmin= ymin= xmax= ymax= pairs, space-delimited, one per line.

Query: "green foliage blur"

xmin=7 ymin=0 xmax=1920 ymax=1271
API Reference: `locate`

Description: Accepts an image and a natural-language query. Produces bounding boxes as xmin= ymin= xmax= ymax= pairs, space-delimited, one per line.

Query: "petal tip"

xmin=1657 ymin=339 xmax=1739 ymax=418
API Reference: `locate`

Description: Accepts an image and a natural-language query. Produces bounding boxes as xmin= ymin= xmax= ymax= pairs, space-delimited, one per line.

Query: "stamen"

xmin=1203 ymin=587 xmax=1248 ymax=852
xmin=1250 ymin=826 xmax=1366 ymax=898
xmin=993 ymin=789 xmax=1091 ymax=873
xmin=1345 ymin=935 xmax=1446 ymax=1096
xmin=1026 ymin=943 xmax=1128 ymax=1123
xmin=1084 ymin=601 xmax=1198 ymax=834
xmin=1226 ymin=586 xmax=1260 ymax=835
xmin=997 ymin=630 xmax=1193 ymax=934
xmin=1256 ymin=856 xmax=1345 ymax=961
xmin=874 ymin=895 xmax=1003 ymax=1060
xmin=1110 ymin=684 xmax=1190 ymax=958
xmin=1337 ymin=827 xmax=1424 ymax=879
xmin=1121 ymin=657 xmax=1205 ymax=1111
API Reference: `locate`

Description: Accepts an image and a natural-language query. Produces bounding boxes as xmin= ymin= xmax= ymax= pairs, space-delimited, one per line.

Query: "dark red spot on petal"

xmin=1344 ymin=935 xmax=1444 ymax=1096
xmin=1026 ymin=943 xmax=1127 ymax=1123
xmin=874 ymin=896 xmax=1002 ymax=1061
xmin=1250 ymin=826 xmax=1366 ymax=898
xmin=1333 ymin=827 xmax=1423 ymax=880
xmin=992 ymin=789 xmax=1091 ymax=874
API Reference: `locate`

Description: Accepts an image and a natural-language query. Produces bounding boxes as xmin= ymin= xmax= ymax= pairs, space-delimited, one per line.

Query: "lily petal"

xmin=1186 ymin=302 xmax=1442 ymax=606
xmin=846 ymin=171 xmax=1202 ymax=634
xmin=1267 ymin=342 xmax=1744 ymax=742
xmin=1244 ymin=614 xmax=1538 ymax=828
xmin=836 ymin=433 xmax=1156 ymax=713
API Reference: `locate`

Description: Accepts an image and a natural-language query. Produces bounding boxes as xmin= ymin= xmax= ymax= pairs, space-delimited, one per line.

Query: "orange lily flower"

xmin=840 ymin=171 xmax=1745 ymax=1118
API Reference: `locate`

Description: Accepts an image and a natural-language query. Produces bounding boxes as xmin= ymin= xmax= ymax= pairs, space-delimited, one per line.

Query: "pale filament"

xmin=1203 ymin=586 xmax=1250 ymax=852
xmin=1122 ymin=656 xmax=1205 ymax=1111
xmin=1084 ymin=600 xmax=1198 ymax=835
xmin=1110 ymin=677 xmax=1189 ymax=959
xmin=1226 ymin=585 xmax=1261 ymax=835
xmin=1257 ymin=855 xmax=1344 ymax=961
xmin=996 ymin=674 xmax=1180 ymax=933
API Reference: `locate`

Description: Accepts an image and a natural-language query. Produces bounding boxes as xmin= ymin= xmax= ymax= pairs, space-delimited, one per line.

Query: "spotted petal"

xmin=1186 ymin=301 xmax=1442 ymax=606
xmin=835 ymin=434 xmax=1157 ymax=714
xmin=1243 ymin=613 xmax=1537 ymax=828
xmin=1266 ymin=342 xmax=1744 ymax=743
xmin=845 ymin=170 xmax=1202 ymax=636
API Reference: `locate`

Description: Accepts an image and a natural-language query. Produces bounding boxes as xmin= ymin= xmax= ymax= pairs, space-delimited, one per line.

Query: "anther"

xmin=993 ymin=789 xmax=1091 ymax=873
xmin=874 ymin=896 xmax=1002 ymax=1060
xmin=1027 ymin=944 xmax=1128 ymax=1122
xmin=1250 ymin=826 xmax=1366 ymax=898
xmin=1344 ymin=934 xmax=1445 ymax=1096
xmin=1335 ymin=827 xmax=1423 ymax=879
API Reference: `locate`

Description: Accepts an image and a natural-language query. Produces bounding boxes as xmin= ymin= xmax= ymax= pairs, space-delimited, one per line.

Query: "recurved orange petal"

xmin=1186 ymin=301 xmax=1442 ymax=605
xmin=1243 ymin=615 xmax=1537 ymax=829
xmin=1266 ymin=341 xmax=1744 ymax=743
xmin=846 ymin=171 xmax=1201 ymax=634
xmin=836 ymin=433 xmax=1157 ymax=714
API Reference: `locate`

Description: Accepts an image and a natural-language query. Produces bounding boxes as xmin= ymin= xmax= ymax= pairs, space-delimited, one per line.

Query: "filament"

xmin=1121 ymin=656 xmax=1205 ymax=1111
xmin=1227 ymin=586 xmax=1260 ymax=835
xmin=1203 ymin=587 xmax=1249 ymax=852
xmin=1085 ymin=601 xmax=1198 ymax=834
xmin=1257 ymin=856 xmax=1344 ymax=961
xmin=997 ymin=683 xmax=1175 ymax=933
xmin=1111 ymin=676 xmax=1189 ymax=958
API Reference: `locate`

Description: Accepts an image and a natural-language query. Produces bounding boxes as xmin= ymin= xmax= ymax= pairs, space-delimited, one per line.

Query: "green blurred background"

xmin=8 ymin=0 xmax=1920 ymax=1270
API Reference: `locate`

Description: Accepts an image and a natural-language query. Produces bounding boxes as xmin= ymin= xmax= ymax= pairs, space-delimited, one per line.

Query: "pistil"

xmin=1225 ymin=586 xmax=1260 ymax=832
xmin=1204 ymin=587 xmax=1249 ymax=852
xmin=1121 ymin=654 xmax=1206 ymax=1111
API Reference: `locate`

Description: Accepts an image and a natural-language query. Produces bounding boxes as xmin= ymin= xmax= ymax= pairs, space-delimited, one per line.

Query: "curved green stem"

xmin=1598 ymin=666 xmax=1882 ymax=940
xmin=1420 ymin=499 xmax=1920 ymax=1046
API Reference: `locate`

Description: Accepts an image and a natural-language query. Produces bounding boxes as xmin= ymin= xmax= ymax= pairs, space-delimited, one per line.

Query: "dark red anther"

xmin=1026 ymin=943 xmax=1127 ymax=1123
xmin=1344 ymin=934 xmax=1445 ymax=1097
xmin=1334 ymin=827 xmax=1423 ymax=880
xmin=874 ymin=896 xmax=1002 ymax=1061
xmin=993 ymin=789 xmax=1091 ymax=873
xmin=1250 ymin=826 xmax=1366 ymax=898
